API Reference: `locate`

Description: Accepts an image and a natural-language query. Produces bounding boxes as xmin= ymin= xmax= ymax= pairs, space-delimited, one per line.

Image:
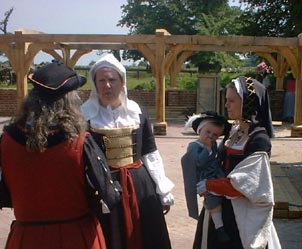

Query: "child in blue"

xmin=181 ymin=111 xmax=230 ymax=243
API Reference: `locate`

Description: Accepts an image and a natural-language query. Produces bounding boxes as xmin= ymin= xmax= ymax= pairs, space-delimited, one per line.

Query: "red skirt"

xmin=5 ymin=215 xmax=106 ymax=249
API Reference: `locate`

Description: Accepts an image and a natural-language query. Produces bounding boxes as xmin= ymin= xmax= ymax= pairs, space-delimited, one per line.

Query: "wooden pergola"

xmin=0 ymin=29 xmax=301 ymax=135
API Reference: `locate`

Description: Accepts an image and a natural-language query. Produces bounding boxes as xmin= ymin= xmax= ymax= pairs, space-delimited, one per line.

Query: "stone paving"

xmin=1 ymin=118 xmax=302 ymax=248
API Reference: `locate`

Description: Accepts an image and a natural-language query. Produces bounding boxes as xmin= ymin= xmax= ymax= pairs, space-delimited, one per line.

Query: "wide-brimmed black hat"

xmin=28 ymin=61 xmax=86 ymax=100
xmin=192 ymin=111 xmax=230 ymax=135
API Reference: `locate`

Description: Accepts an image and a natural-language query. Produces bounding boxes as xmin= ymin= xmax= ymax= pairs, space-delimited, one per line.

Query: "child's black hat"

xmin=192 ymin=111 xmax=230 ymax=135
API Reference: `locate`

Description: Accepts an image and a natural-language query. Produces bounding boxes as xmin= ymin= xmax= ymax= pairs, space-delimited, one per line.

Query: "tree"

xmin=1 ymin=8 xmax=14 ymax=59
xmin=119 ymin=0 xmax=197 ymax=35
xmin=0 ymin=8 xmax=14 ymax=34
xmin=238 ymin=0 xmax=302 ymax=36
xmin=118 ymin=0 xmax=244 ymax=71
xmin=187 ymin=4 xmax=244 ymax=72
xmin=119 ymin=1 xmax=243 ymax=36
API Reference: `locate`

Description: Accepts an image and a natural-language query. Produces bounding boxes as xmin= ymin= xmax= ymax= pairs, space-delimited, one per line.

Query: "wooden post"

xmin=11 ymin=32 xmax=28 ymax=112
xmin=6 ymin=32 xmax=44 ymax=113
xmin=275 ymin=54 xmax=288 ymax=90
xmin=153 ymin=29 xmax=169 ymax=135
xmin=290 ymin=46 xmax=302 ymax=136
xmin=170 ymin=59 xmax=177 ymax=89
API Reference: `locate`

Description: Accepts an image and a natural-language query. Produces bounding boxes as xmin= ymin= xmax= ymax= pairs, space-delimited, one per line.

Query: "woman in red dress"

xmin=0 ymin=61 xmax=120 ymax=249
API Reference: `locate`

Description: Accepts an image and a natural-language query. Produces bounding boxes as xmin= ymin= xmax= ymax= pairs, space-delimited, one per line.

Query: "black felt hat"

xmin=28 ymin=61 xmax=86 ymax=100
xmin=192 ymin=111 xmax=230 ymax=135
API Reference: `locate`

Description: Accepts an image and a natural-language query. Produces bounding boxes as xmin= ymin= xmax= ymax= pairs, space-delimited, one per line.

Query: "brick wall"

xmin=0 ymin=88 xmax=284 ymax=120
xmin=269 ymin=89 xmax=284 ymax=121
xmin=0 ymin=89 xmax=196 ymax=118
xmin=0 ymin=89 xmax=17 ymax=116
xmin=128 ymin=90 xmax=156 ymax=107
xmin=166 ymin=90 xmax=196 ymax=106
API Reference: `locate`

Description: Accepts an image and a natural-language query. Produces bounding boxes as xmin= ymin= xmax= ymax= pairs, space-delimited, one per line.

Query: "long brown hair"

xmin=8 ymin=89 xmax=87 ymax=152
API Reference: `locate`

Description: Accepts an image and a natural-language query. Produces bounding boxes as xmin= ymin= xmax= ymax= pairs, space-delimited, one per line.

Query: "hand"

xmin=196 ymin=179 xmax=207 ymax=196
xmin=163 ymin=205 xmax=170 ymax=215
xmin=159 ymin=192 xmax=174 ymax=206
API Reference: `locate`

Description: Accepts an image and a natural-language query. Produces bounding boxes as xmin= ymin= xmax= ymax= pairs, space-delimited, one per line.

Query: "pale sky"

xmin=2 ymin=0 xmax=130 ymax=65
xmin=2 ymin=0 xmax=240 ymax=65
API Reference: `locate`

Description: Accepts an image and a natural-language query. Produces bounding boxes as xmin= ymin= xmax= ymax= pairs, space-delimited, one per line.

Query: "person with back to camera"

xmin=81 ymin=53 xmax=174 ymax=249
xmin=0 ymin=61 xmax=123 ymax=249
xmin=192 ymin=76 xmax=281 ymax=249
xmin=181 ymin=111 xmax=231 ymax=244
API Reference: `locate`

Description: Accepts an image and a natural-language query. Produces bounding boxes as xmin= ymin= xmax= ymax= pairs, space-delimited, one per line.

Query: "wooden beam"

xmin=42 ymin=49 xmax=63 ymax=61
xmin=133 ymin=43 xmax=155 ymax=70
xmin=0 ymin=33 xmax=298 ymax=48
xmin=168 ymin=51 xmax=195 ymax=88
xmin=185 ymin=45 xmax=275 ymax=53
xmin=1 ymin=30 xmax=302 ymax=136
xmin=278 ymin=47 xmax=298 ymax=78
xmin=164 ymin=44 xmax=191 ymax=74
xmin=69 ymin=49 xmax=92 ymax=68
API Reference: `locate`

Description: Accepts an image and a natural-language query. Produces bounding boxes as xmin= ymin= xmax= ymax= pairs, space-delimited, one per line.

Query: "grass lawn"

xmin=0 ymin=68 xmax=254 ymax=91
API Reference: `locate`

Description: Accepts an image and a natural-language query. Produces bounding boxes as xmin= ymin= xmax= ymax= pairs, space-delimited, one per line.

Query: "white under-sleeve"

xmin=142 ymin=150 xmax=175 ymax=206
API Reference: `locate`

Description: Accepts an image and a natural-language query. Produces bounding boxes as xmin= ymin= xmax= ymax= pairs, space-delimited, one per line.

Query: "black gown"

xmin=89 ymin=110 xmax=172 ymax=249
xmin=193 ymin=128 xmax=271 ymax=249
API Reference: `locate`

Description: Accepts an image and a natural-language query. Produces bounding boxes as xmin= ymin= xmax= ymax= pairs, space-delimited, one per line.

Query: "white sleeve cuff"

xmin=142 ymin=150 xmax=175 ymax=195
xmin=159 ymin=192 xmax=175 ymax=206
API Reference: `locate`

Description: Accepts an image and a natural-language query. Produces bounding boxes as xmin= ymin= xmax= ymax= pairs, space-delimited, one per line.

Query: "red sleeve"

xmin=206 ymin=178 xmax=244 ymax=197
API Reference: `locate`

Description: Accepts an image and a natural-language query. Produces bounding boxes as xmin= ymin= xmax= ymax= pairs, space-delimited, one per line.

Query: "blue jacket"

xmin=181 ymin=140 xmax=224 ymax=219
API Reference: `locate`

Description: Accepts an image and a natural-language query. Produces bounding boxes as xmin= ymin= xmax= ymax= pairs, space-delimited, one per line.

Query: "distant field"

xmin=0 ymin=67 xmax=255 ymax=90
